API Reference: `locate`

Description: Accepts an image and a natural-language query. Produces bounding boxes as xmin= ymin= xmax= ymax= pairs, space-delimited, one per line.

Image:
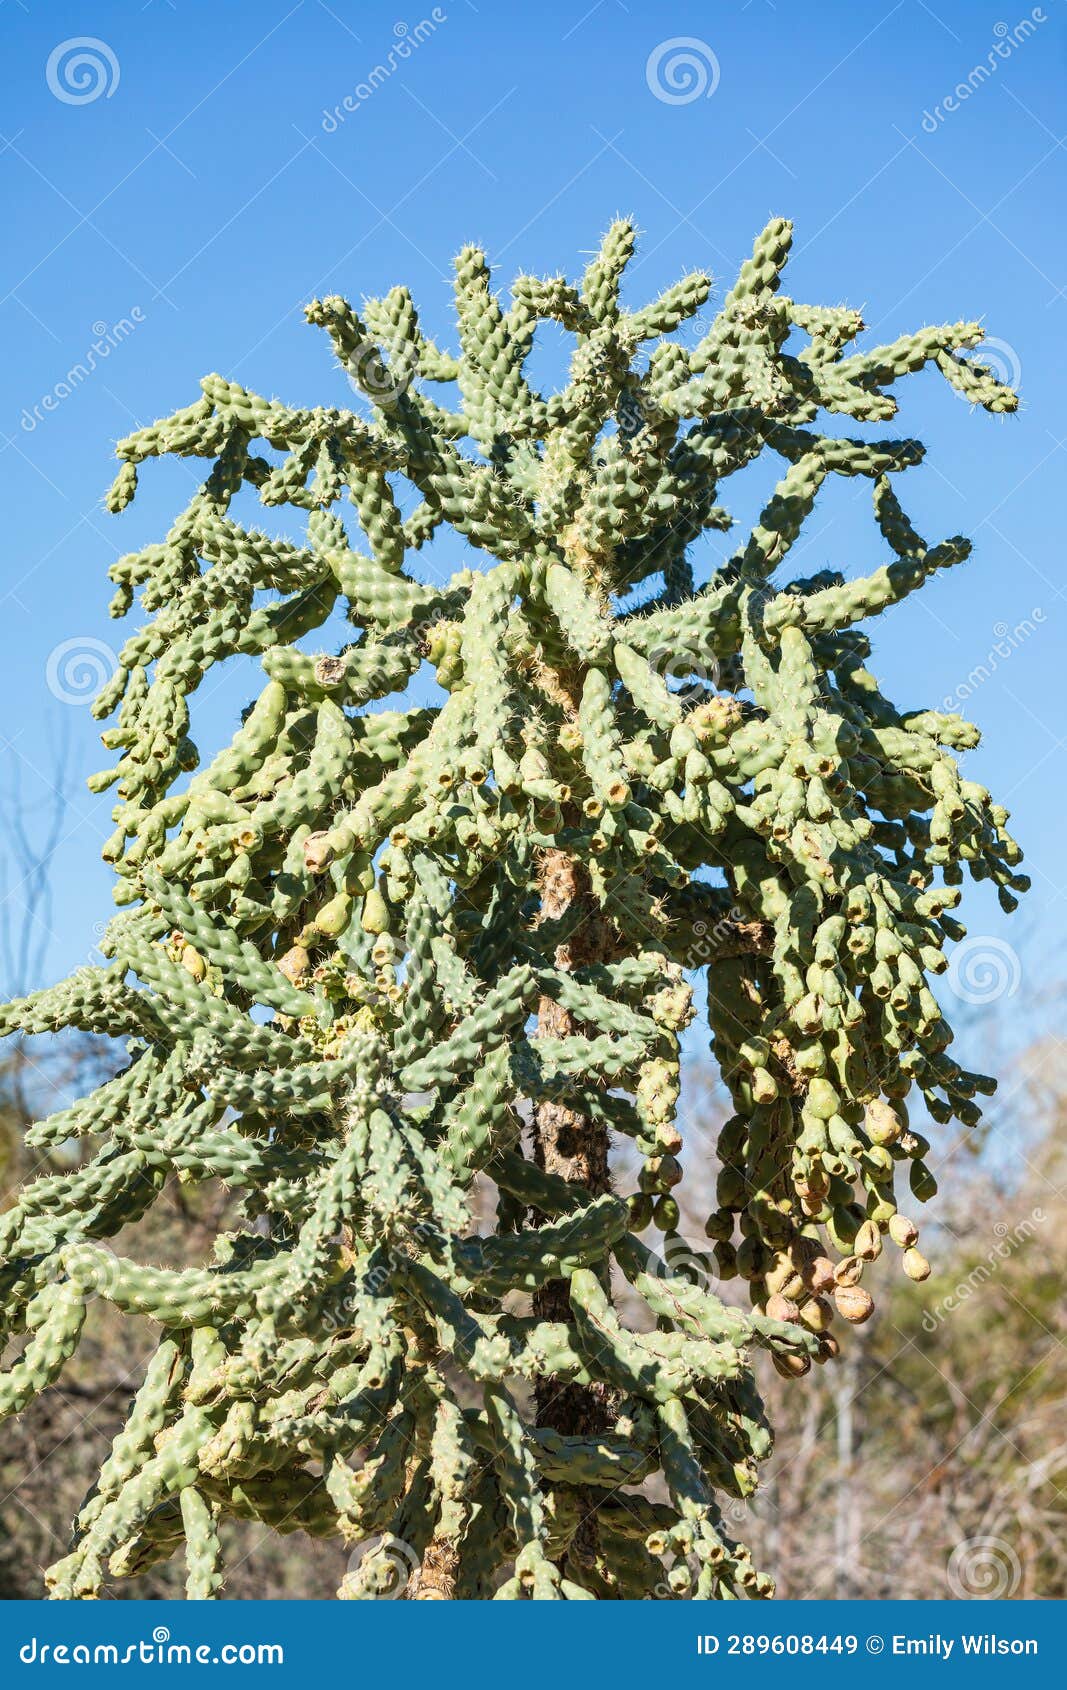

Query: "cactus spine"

xmin=0 ymin=217 xmax=1023 ymax=1600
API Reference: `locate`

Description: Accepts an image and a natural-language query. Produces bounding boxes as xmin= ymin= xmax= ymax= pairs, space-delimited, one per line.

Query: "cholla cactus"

xmin=0 ymin=217 xmax=1024 ymax=1601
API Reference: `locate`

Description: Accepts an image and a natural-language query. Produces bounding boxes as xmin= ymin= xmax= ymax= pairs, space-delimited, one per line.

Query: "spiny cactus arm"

xmin=23 ymin=1053 xmax=153 ymax=1149
xmin=484 ymin=1387 xmax=563 ymax=1600
xmin=624 ymin=269 xmax=712 ymax=342
xmin=394 ymin=1260 xmax=510 ymax=1385
xmin=330 ymin=1406 xmax=418 ymax=1544
xmin=436 ymin=1045 xmax=517 ymax=1181
xmin=60 ymin=1244 xmax=271 ymax=1326
xmin=48 ymin=1405 xmax=215 ymax=1599
xmin=528 ymin=1425 xmax=655 ymax=1488
xmin=3 ymin=1146 xmax=167 ymax=1259
xmin=76 ymin=1338 xmax=188 ymax=1534
xmin=655 ymin=1396 xmax=764 ymax=1599
xmin=104 ymin=923 xmax=314 ymax=1070
xmin=141 ymin=875 xmax=315 ymax=1017
xmin=170 ymin=1489 xmax=221 ymax=1600
xmin=456 ymin=1192 xmax=630 ymax=1297
xmin=0 ymin=1282 xmax=87 ymax=1420
xmin=0 ymin=965 xmax=161 ymax=1041
xmin=397 ymin=963 xmax=536 ymax=1090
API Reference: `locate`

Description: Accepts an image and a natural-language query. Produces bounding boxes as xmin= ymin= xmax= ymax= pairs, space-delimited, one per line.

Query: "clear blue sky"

xmin=1 ymin=0 xmax=1063 ymax=1042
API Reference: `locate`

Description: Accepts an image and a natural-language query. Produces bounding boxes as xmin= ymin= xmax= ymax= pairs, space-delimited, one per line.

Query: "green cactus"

xmin=0 ymin=217 xmax=1023 ymax=1600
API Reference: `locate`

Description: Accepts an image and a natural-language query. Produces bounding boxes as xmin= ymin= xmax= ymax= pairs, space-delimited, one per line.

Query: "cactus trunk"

xmin=533 ymin=835 xmax=615 ymax=1574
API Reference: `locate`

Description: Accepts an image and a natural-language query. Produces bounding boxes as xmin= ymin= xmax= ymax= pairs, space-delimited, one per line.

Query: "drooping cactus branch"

xmin=0 ymin=217 xmax=1023 ymax=1600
